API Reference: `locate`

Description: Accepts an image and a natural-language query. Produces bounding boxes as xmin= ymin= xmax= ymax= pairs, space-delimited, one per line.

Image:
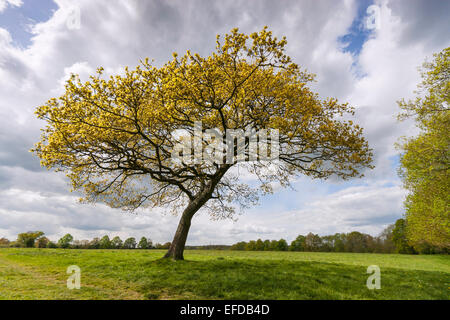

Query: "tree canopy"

xmin=17 ymin=231 xmax=44 ymax=248
xmin=397 ymin=47 xmax=449 ymax=250
xmin=33 ymin=27 xmax=373 ymax=259
xmin=57 ymin=233 xmax=73 ymax=249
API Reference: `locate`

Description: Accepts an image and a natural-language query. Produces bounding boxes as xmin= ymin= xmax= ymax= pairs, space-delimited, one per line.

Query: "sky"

xmin=0 ymin=0 xmax=449 ymax=245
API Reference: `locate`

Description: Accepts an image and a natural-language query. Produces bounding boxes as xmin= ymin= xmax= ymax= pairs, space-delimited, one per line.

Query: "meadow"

xmin=0 ymin=248 xmax=448 ymax=300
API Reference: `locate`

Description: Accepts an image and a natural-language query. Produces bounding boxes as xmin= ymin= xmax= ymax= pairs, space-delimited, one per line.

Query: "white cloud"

xmin=56 ymin=61 xmax=94 ymax=91
xmin=0 ymin=0 xmax=23 ymax=13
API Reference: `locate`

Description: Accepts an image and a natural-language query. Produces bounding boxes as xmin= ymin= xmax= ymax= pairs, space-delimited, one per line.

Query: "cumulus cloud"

xmin=0 ymin=0 xmax=22 ymax=12
xmin=0 ymin=0 xmax=448 ymax=244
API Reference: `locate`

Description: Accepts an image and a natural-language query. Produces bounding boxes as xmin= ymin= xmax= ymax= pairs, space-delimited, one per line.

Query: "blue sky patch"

xmin=0 ymin=0 xmax=57 ymax=48
xmin=339 ymin=0 xmax=375 ymax=56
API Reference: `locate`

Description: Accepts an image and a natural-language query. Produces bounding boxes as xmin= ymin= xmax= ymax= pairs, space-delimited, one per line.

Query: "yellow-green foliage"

xmin=397 ymin=47 xmax=450 ymax=249
xmin=32 ymin=27 xmax=372 ymax=219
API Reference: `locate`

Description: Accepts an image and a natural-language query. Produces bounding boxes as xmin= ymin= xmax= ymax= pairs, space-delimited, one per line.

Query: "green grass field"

xmin=0 ymin=248 xmax=448 ymax=300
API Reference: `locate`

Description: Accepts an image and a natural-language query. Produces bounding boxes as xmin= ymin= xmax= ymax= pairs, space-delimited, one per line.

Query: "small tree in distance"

xmin=138 ymin=237 xmax=150 ymax=249
xmin=0 ymin=238 xmax=10 ymax=247
xmin=111 ymin=236 xmax=123 ymax=249
xmin=290 ymin=235 xmax=306 ymax=251
xmin=58 ymin=234 xmax=73 ymax=248
xmin=89 ymin=237 xmax=100 ymax=249
xmin=277 ymin=239 xmax=288 ymax=251
xmin=35 ymin=237 xmax=50 ymax=248
xmin=123 ymin=237 xmax=137 ymax=249
xmin=255 ymin=239 xmax=265 ymax=251
xmin=47 ymin=241 xmax=58 ymax=248
xmin=305 ymin=233 xmax=322 ymax=252
xmin=99 ymin=235 xmax=112 ymax=249
xmin=17 ymin=231 xmax=45 ymax=248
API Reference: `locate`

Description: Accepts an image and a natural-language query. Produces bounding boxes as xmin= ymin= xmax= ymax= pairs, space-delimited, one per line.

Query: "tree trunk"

xmin=163 ymin=166 xmax=230 ymax=260
xmin=163 ymin=204 xmax=197 ymax=260
xmin=163 ymin=194 xmax=210 ymax=260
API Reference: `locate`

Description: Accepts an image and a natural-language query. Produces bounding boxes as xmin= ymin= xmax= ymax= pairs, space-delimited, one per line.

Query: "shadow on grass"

xmin=135 ymin=258 xmax=448 ymax=300
xmin=1 ymin=249 xmax=447 ymax=300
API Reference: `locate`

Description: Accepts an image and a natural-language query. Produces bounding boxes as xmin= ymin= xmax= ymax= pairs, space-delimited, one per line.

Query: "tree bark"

xmin=163 ymin=190 xmax=212 ymax=260
xmin=163 ymin=202 xmax=198 ymax=260
xmin=164 ymin=166 xmax=230 ymax=260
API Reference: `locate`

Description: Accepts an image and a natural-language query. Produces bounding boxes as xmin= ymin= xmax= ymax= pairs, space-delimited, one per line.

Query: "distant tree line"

xmin=230 ymin=219 xmax=448 ymax=254
xmin=0 ymin=232 xmax=171 ymax=250
xmin=185 ymin=245 xmax=231 ymax=250
xmin=0 ymin=219 xmax=447 ymax=254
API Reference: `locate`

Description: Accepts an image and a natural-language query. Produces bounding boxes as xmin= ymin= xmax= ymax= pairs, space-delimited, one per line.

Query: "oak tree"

xmin=33 ymin=27 xmax=372 ymax=260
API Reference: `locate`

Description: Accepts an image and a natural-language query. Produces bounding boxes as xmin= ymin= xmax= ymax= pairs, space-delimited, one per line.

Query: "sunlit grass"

xmin=0 ymin=248 xmax=448 ymax=300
